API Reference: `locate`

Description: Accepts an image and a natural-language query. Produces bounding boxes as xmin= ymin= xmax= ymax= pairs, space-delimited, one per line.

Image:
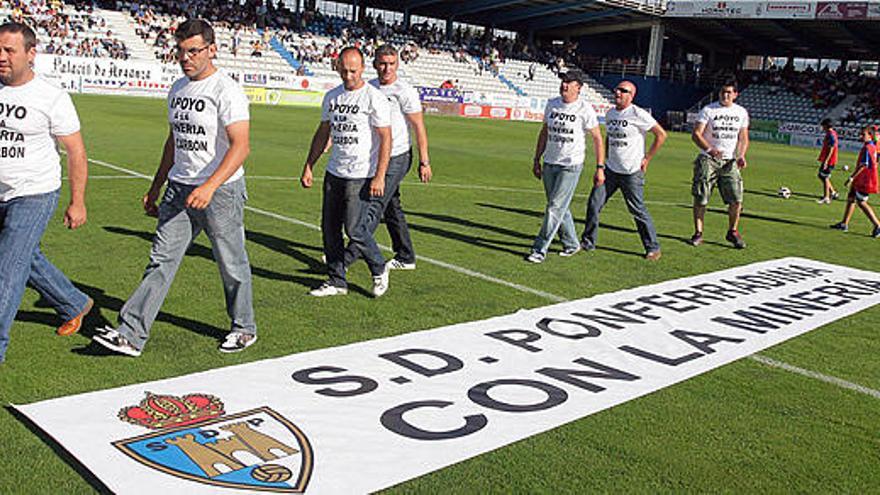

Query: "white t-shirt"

xmin=322 ymin=83 xmax=391 ymax=179
xmin=369 ymin=78 xmax=421 ymax=157
xmin=605 ymin=104 xmax=658 ymax=174
xmin=541 ymin=97 xmax=599 ymax=167
xmin=0 ymin=76 xmax=80 ymax=201
xmin=167 ymin=71 xmax=249 ymax=185
xmin=695 ymin=101 xmax=749 ymax=160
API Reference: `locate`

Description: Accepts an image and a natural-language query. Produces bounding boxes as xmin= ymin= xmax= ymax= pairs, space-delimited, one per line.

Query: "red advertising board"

xmin=816 ymin=2 xmax=867 ymax=19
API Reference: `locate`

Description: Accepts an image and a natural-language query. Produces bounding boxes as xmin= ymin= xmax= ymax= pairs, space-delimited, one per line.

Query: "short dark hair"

xmin=821 ymin=118 xmax=833 ymax=128
xmin=719 ymin=79 xmax=739 ymax=93
xmin=0 ymin=22 xmax=37 ymax=50
xmin=174 ymin=19 xmax=214 ymax=45
xmin=374 ymin=44 xmax=398 ymax=60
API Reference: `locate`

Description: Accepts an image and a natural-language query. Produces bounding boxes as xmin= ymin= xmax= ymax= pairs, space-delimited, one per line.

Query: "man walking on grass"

xmin=301 ymin=47 xmax=393 ymax=296
xmin=526 ymin=69 xmax=604 ymax=263
xmin=95 ymin=19 xmax=257 ymax=356
xmin=689 ymin=80 xmax=750 ymax=249
xmin=581 ymin=80 xmax=666 ymax=260
xmin=342 ymin=44 xmax=431 ymax=272
xmin=0 ymin=22 xmax=92 ymax=363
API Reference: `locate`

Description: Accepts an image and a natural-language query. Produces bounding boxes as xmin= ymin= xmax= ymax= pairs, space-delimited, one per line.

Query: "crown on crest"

xmin=118 ymin=392 xmax=224 ymax=430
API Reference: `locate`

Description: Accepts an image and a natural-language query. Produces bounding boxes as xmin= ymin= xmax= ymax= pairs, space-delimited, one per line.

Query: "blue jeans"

xmin=0 ymin=189 xmax=90 ymax=363
xmin=116 ymin=179 xmax=256 ymax=351
xmin=532 ymin=163 xmax=583 ymax=255
xmin=323 ymin=173 xmax=385 ymax=289
xmin=582 ymin=169 xmax=660 ymax=253
xmin=344 ymin=151 xmax=415 ymax=266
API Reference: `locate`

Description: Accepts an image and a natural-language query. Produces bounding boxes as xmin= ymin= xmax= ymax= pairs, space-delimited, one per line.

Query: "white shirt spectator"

xmin=605 ymin=104 xmax=658 ymax=174
xmin=0 ymin=76 xmax=80 ymax=201
xmin=696 ymin=102 xmax=749 ymax=160
xmin=167 ymin=70 xmax=249 ymax=185
xmin=322 ymin=83 xmax=391 ymax=179
xmin=541 ymin=97 xmax=599 ymax=167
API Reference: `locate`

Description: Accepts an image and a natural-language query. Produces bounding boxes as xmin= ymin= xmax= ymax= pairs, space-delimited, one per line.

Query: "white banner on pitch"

xmin=16 ymin=258 xmax=880 ymax=494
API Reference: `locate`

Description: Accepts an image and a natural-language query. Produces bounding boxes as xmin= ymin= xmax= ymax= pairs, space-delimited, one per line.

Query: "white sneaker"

xmin=309 ymin=282 xmax=348 ymax=297
xmin=559 ymin=245 xmax=582 ymax=257
xmin=525 ymin=251 xmax=545 ymax=263
xmin=373 ymin=268 xmax=389 ymax=297
xmin=816 ymin=197 xmax=830 ymax=204
xmin=386 ymin=258 xmax=416 ymax=270
xmin=218 ymin=332 xmax=257 ymax=353
xmin=93 ymin=328 xmax=142 ymax=357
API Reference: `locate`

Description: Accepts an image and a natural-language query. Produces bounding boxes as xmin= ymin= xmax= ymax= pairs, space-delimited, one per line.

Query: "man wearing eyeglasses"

xmin=689 ymin=80 xmax=750 ymax=249
xmin=95 ymin=19 xmax=257 ymax=356
xmin=580 ymin=80 xmax=666 ymax=261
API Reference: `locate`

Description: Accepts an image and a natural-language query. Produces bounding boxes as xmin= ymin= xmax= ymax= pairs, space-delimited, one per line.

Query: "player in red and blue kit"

xmin=816 ymin=118 xmax=838 ymax=204
xmin=830 ymin=124 xmax=880 ymax=238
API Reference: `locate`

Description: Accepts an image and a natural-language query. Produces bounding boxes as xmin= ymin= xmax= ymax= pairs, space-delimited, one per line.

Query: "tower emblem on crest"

xmin=112 ymin=392 xmax=313 ymax=492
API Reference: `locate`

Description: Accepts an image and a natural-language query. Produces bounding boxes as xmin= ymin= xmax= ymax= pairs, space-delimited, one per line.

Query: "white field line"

xmin=87 ymin=159 xmax=567 ymax=303
xmin=89 ymin=174 xmax=827 ymax=224
xmin=750 ymin=355 xmax=880 ymax=399
xmin=86 ymin=157 xmax=880 ymax=399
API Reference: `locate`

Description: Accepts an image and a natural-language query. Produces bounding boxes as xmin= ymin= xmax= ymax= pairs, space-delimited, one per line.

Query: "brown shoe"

xmin=57 ymin=297 xmax=93 ymax=336
xmin=645 ymin=250 xmax=662 ymax=261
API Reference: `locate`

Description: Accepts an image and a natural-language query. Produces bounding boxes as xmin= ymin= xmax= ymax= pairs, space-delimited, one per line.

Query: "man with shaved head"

xmin=301 ymin=46 xmax=392 ymax=297
xmin=580 ymin=79 xmax=666 ymax=260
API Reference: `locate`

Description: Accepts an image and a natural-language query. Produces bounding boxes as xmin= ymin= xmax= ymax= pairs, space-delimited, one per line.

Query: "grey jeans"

xmin=116 ymin=179 xmax=256 ymax=350
xmin=582 ymin=169 xmax=660 ymax=253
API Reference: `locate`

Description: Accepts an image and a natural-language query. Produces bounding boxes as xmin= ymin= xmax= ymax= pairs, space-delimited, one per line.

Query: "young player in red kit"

xmin=830 ymin=125 xmax=880 ymax=238
xmin=816 ymin=118 xmax=839 ymax=204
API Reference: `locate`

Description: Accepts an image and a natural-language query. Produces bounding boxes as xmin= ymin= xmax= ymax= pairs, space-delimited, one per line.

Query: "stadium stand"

xmin=1 ymin=0 xmax=129 ymax=59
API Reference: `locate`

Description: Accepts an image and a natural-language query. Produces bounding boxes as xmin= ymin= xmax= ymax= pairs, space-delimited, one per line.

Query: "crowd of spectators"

xmin=744 ymin=64 xmax=850 ymax=109
xmin=3 ymin=0 xmax=129 ymax=59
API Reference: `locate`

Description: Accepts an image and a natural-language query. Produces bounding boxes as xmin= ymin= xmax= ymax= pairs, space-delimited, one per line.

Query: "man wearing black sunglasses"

xmin=581 ymin=80 xmax=666 ymax=261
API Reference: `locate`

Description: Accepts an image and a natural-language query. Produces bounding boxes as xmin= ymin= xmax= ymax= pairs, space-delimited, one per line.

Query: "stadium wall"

xmin=592 ymin=74 xmax=709 ymax=122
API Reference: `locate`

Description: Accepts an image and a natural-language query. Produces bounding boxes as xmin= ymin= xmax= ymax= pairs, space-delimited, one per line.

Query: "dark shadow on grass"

xmin=478 ymin=202 xmax=696 ymax=248
xmin=406 ymin=222 xmax=532 ymax=256
xmin=406 ymin=210 xmax=534 ymax=240
xmin=9 ymin=282 xmax=229 ymax=357
xmin=102 ymin=226 xmax=325 ymax=290
xmin=672 ymin=204 xmax=808 ymax=227
xmin=745 ymin=187 xmax=819 ymax=201
xmin=5 ymin=406 xmax=113 ymax=494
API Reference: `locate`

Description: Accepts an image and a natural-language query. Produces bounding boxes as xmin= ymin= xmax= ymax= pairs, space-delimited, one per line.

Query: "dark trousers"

xmin=323 ymin=173 xmax=385 ymax=288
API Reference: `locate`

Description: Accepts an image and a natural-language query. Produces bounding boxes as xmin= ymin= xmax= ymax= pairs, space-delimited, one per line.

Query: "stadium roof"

xmin=664 ymin=18 xmax=880 ymax=60
xmin=341 ymin=0 xmax=662 ymax=35
xmin=336 ymin=0 xmax=878 ymax=61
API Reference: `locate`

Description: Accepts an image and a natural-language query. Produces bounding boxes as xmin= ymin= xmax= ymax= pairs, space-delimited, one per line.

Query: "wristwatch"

xmin=596 ymin=163 xmax=606 ymax=169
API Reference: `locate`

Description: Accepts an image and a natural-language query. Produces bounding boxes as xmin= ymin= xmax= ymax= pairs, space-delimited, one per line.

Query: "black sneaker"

xmin=219 ymin=332 xmax=257 ymax=353
xmin=688 ymin=232 xmax=703 ymax=246
xmin=829 ymin=222 xmax=848 ymax=232
xmin=726 ymin=229 xmax=746 ymax=249
xmin=872 ymin=226 xmax=880 ymax=238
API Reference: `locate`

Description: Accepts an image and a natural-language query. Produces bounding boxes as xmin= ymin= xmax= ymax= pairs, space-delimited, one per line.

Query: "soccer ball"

xmin=251 ymin=464 xmax=293 ymax=483
xmin=777 ymin=187 xmax=792 ymax=199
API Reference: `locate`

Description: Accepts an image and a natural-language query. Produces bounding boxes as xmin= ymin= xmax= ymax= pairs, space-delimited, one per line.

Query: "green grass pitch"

xmin=1 ymin=93 xmax=878 ymax=493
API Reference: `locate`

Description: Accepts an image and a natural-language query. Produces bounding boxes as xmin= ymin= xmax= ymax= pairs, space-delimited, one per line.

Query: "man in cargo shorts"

xmin=689 ymin=80 xmax=750 ymax=249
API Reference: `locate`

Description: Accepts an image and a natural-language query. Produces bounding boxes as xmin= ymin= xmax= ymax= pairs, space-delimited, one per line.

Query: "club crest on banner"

xmin=112 ymin=392 xmax=313 ymax=493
